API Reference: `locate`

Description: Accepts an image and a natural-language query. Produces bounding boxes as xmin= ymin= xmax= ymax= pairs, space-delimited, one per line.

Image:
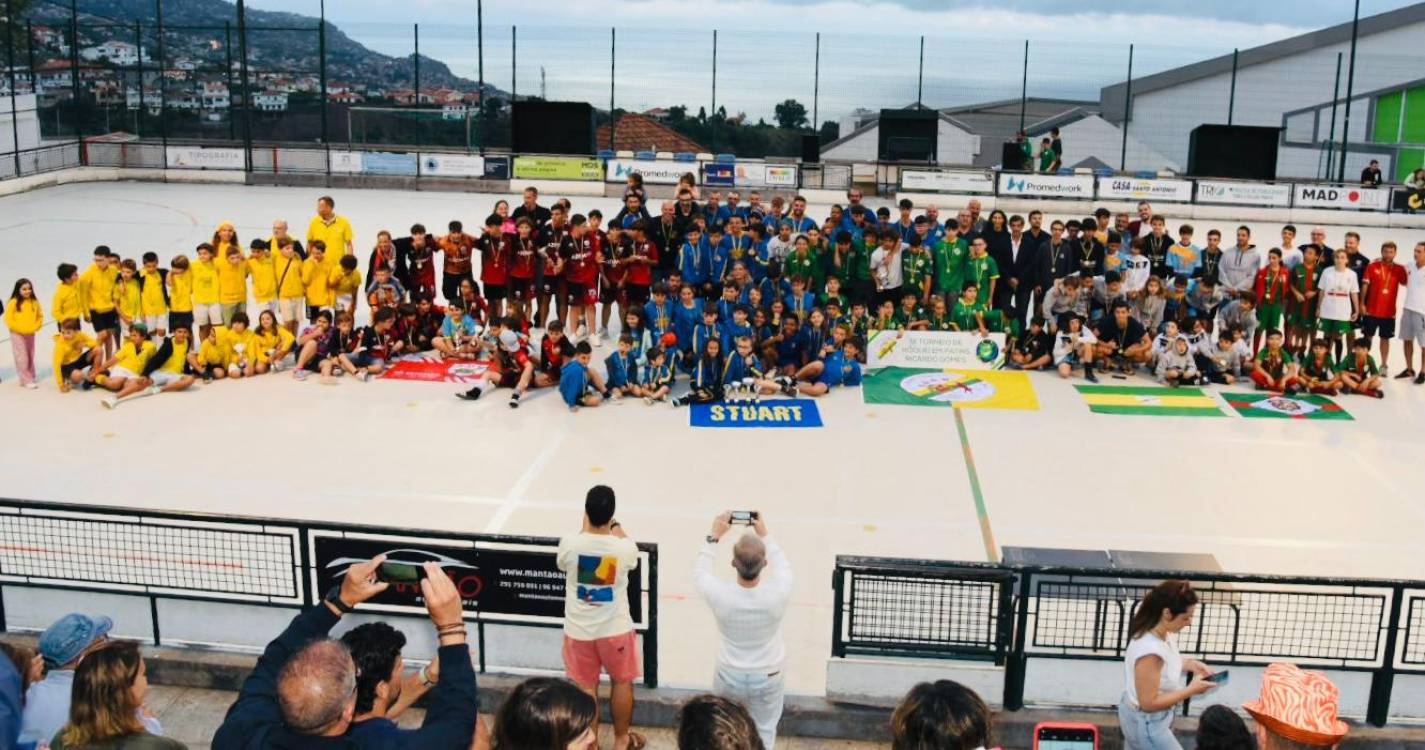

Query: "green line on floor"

xmin=953 ymin=408 xmax=999 ymax=563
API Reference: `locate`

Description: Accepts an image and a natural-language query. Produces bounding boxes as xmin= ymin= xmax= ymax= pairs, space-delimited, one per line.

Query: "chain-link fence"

xmin=4 ymin=1 xmax=1425 ymax=183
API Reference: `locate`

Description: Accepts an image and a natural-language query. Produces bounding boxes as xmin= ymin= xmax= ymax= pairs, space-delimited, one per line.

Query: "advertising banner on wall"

xmin=420 ymin=153 xmax=486 ymax=177
xmin=165 ymin=146 xmax=245 ymax=170
xmin=1096 ymin=176 xmax=1194 ymax=202
xmin=605 ymin=158 xmax=687 ymax=184
xmin=996 ymin=173 xmax=1095 ymax=198
xmin=703 ymin=162 xmax=736 ymax=186
xmin=511 ymin=156 xmax=603 ymax=181
xmin=1195 ymin=180 xmax=1292 ymax=207
xmin=1291 ymin=184 xmax=1391 ymax=210
xmin=900 ymin=169 xmax=996 ymax=194
xmin=361 ymin=151 xmax=419 ymax=176
xmin=328 ymin=150 xmax=363 ymax=174
xmin=734 ymin=163 xmax=798 ymax=187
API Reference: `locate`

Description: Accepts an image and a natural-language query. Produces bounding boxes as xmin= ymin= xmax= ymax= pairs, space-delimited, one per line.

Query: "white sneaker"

xmin=357 ymin=370 xmax=370 ymax=382
xmin=293 ymin=369 xmax=308 ymax=381
xmin=576 ymin=325 xmax=588 ymax=339
xmin=591 ymin=333 xmax=603 ymax=347
xmin=598 ymin=327 xmax=608 ymax=339
xmin=145 ymin=385 xmax=162 ymax=396
xmin=101 ymin=396 xmax=118 ymax=410
xmin=22 ymin=382 xmax=38 ymax=390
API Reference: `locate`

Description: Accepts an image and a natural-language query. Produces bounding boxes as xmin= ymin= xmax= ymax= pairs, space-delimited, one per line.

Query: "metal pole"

xmin=224 ymin=22 xmax=234 ymax=140
xmin=6 ymin=0 xmax=21 ymax=176
xmin=511 ymin=25 xmax=516 ymax=101
xmin=25 ymin=20 xmax=35 ymax=91
xmin=1365 ymin=587 xmax=1404 ymax=726
xmin=1227 ymin=48 xmax=1238 ymax=125
xmin=812 ymin=32 xmax=820 ymax=135
xmin=69 ymin=0 xmax=81 ymax=150
xmin=1120 ymin=44 xmax=1134 ymax=172
xmin=609 ymin=27 xmax=615 ymax=151
xmin=1018 ymin=40 xmax=1029 ymax=131
xmin=916 ymin=36 xmax=924 ymax=108
xmin=1326 ymin=52 xmax=1342 ymax=178
xmin=710 ymin=29 xmax=717 ymax=154
xmin=134 ymin=20 xmax=143 ymax=138
xmin=155 ymin=0 xmax=167 ymax=151
xmin=1338 ymin=0 xmax=1360 ymax=183
xmin=319 ymin=0 xmax=328 ymax=174
xmin=237 ymin=0 xmax=252 ymax=172
xmin=476 ymin=0 xmax=483 ymax=154
xmin=413 ymin=23 xmax=420 ymax=105
xmin=414 ymin=24 xmax=421 ymax=177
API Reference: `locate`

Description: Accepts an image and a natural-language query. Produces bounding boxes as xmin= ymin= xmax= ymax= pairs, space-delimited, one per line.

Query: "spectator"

xmin=2 ymin=643 xmax=42 ymax=749
xmin=491 ymin=677 xmax=596 ymax=750
xmin=1242 ymin=663 xmax=1347 ymax=750
xmin=1400 ymin=241 xmax=1425 ymax=385
xmin=212 ymin=555 xmax=477 ymax=749
xmin=1220 ymin=226 xmax=1261 ymax=299
xmin=890 ymin=680 xmax=990 ymax=750
xmin=1118 ymin=580 xmax=1217 ymax=750
xmin=676 ymin=694 xmax=764 ymax=750
xmin=19 ymin=613 xmax=113 ymax=746
xmin=1360 ymin=159 xmax=1383 ymax=187
xmin=693 ymin=512 xmax=793 ymax=749
xmin=1195 ymin=705 xmax=1255 ymax=750
xmin=556 ymin=485 xmax=644 ymax=750
xmin=50 ymin=640 xmax=184 ymax=750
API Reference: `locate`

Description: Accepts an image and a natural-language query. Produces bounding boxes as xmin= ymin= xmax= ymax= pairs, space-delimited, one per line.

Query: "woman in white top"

xmin=1118 ymin=580 xmax=1218 ymax=750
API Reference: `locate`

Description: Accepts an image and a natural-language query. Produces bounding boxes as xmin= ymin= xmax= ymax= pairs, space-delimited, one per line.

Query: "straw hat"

xmin=1242 ymin=663 xmax=1349 ymax=746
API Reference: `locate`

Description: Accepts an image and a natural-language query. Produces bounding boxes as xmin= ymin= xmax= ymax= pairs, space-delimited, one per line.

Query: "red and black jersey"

xmin=602 ymin=235 xmax=631 ymax=285
xmin=477 ymin=232 xmax=513 ymax=285
xmin=540 ymin=222 xmax=569 ymax=277
xmin=539 ymin=335 xmax=576 ymax=374
xmin=497 ymin=332 xmax=532 ymax=370
xmin=626 ymin=240 xmax=658 ymax=286
xmin=566 ymin=231 xmax=601 ymax=285
xmin=510 ymin=234 xmax=539 ymax=279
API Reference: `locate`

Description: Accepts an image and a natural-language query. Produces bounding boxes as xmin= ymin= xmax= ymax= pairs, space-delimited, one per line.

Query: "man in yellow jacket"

xmin=307 ymin=195 xmax=354 ymax=264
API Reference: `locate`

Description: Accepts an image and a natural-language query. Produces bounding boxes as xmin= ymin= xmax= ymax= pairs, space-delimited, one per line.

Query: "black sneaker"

xmin=1395 ymin=369 xmax=1416 ymax=380
xmin=456 ymin=388 xmax=482 ymax=401
xmin=508 ymin=392 xmax=522 ymax=408
xmin=1084 ymin=368 xmax=1099 ymax=383
xmin=1415 ymin=372 xmax=1424 ymax=385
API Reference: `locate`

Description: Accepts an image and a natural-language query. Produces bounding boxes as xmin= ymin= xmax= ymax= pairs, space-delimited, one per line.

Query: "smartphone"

xmin=1034 ymin=722 xmax=1098 ymax=750
xmin=729 ymin=511 xmax=760 ymax=524
xmin=377 ymin=561 xmax=427 ymax=584
xmin=1209 ymin=670 xmax=1230 ymax=686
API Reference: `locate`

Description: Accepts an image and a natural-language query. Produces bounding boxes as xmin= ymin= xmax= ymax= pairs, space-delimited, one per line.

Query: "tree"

xmin=774 ymin=99 xmax=808 ymax=130
xmin=819 ymin=120 xmax=840 ymax=143
xmin=667 ymin=105 xmax=686 ymax=123
xmin=697 ymin=105 xmax=707 ymax=123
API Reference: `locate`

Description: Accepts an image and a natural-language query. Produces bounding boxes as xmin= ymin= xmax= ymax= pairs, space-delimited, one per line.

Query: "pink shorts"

xmin=562 ymin=631 xmax=641 ymax=688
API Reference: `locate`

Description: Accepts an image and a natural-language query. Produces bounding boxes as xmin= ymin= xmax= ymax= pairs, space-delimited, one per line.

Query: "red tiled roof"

xmin=595 ymin=113 xmax=705 ymax=153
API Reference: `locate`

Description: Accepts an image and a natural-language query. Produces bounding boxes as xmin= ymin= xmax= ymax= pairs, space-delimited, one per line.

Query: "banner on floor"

xmin=380 ymin=355 xmax=491 ymax=383
xmin=165 ymin=146 xmax=245 ymax=170
xmin=690 ymin=399 xmax=823 ymax=428
xmin=860 ymin=367 xmax=1039 ymax=411
xmin=1195 ymin=180 xmax=1292 ymax=207
xmin=900 ymin=169 xmax=996 ymax=195
xmin=512 ymin=156 xmax=603 ymax=181
xmin=1096 ymin=177 xmax=1194 ymax=202
xmin=1075 ymin=384 xmax=1226 ymax=417
xmin=866 ymin=330 xmax=1006 ymax=370
xmin=997 ymin=173 xmax=1095 ymax=198
xmin=1221 ymin=392 xmax=1353 ymax=420
xmin=419 ymin=152 xmax=486 ymax=177
xmin=606 ymin=158 xmax=687 ymax=184
xmin=1292 ymin=184 xmax=1391 ymax=211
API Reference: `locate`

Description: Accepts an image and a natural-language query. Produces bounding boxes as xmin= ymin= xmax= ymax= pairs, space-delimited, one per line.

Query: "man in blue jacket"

xmin=212 ymin=555 xmax=477 ymax=749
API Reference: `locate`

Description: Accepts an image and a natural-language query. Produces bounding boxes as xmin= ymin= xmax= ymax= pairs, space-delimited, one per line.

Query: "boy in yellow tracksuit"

xmin=98 ymin=324 xmax=156 ymax=408
xmin=218 ymin=312 xmax=258 ymax=378
xmin=329 ymin=254 xmax=362 ymax=320
xmin=52 ymin=263 xmax=83 ymax=325
xmin=273 ymin=237 xmax=306 ymax=333
xmin=217 ymin=244 xmax=250 ymax=327
xmin=113 ymin=259 xmax=143 ymax=335
xmin=167 ymin=254 xmax=194 ymax=337
xmin=139 ymin=252 xmax=169 ymax=337
xmin=78 ymin=246 xmax=120 ymax=359
xmin=190 ymin=243 xmax=222 ymax=340
xmin=247 ymin=239 xmax=278 ymax=319
xmin=302 ymin=241 xmax=334 ymax=321
xmin=53 ymin=318 xmax=100 ymax=391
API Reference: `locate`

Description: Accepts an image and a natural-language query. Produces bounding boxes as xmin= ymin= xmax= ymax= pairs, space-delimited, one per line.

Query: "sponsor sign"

xmin=512 ymin=155 xmax=603 ymax=181
xmin=734 ymin=163 xmax=798 ymax=187
xmin=1075 ymin=385 xmax=1225 ymax=417
xmin=380 ymin=354 xmax=491 ymax=384
xmin=310 ymin=532 xmax=644 ymax=621
xmin=1292 ymin=184 xmax=1391 ymax=210
xmin=690 ymin=399 xmax=823 ymax=428
xmin=606 ymin=158 xmax=687 ymax=184
xmin=1221 ymin=392 xmax=1352 ymax=420
xmin=703 ymin=162 xmax=736 ymax=186
xmin=900 ymin=169 xmax=996 ymax=195
xmin=482 ymin=155 xmax=511 ymax=180
xmin=860 ymin=367 xmax=1039 ymax=411
xmin=1096 ymin=177 xmax=1194 ymax=202
xmin=328 ymin=150 xmax=363 ymax=173
xmin=1195 ymin=180 xmax=1292 ymax=207
xmin=420 ymin=152 xmax=486 ymax=177
xmin=361 ymin=151 xmax=419 ymax=176
xmin=165 ymin=146 xmax=245 ymax=170
xmin=1391 ymin=188 xmax=1424 ymax=212
xmin=997 ymin=173 xmax=1096 ymax=197
xmin=865 ymin=330 xmax=1007 ymax=370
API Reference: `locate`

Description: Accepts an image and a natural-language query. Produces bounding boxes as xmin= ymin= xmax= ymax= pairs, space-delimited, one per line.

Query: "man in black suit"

xmin=1003 ymin=214 xmax=1041 ymax=333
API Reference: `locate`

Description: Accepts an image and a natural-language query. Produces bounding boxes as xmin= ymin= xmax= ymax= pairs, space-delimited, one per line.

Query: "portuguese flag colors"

xmin=1075 ymin=384 xmax=1226 ymax=417
xmin=1221 ymin=392 xmax=1353 ymax=420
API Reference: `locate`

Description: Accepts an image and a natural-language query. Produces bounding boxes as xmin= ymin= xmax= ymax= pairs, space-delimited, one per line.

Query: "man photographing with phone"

xmin=693 ymin=511 xmax=794 ymax=750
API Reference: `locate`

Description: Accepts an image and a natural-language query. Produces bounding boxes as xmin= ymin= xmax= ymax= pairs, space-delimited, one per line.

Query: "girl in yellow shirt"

xmin=5 ymin=278 xmax=44 ymax=388
xmin=139 ymin=252 xmax=169 ymax=337
xmin=113 ymin=259 xmax=143 ymax=335
xmin=251 ymin=310 xmax=296 ymax=374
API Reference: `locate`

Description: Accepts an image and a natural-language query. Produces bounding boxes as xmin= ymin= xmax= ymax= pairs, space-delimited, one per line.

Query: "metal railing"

xmin=831 ymin=555 xmax=1425 ymax=726
xmin=0 ymin=498 xmax=660 ymax=687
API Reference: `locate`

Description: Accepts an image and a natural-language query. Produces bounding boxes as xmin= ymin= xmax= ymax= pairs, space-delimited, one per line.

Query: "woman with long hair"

xmin=52 ymin=640 xmax=185 ymax=749
xmin=495 ymin=199 xmax=516 ymax=234
xmin=1118 ymin=580 xmax=1217 ymax=750
xmin=492 ymin=677 xmax=597 ymax=750
xmin=211 ymin=221 xmax=240 ymax=259
xmin=4 ymin=277 xmax=44 ymax=388
xmin=891 ymin=679 xmax=990 ymax=750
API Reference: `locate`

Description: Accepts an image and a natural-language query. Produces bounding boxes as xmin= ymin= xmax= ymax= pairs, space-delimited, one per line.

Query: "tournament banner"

xmin=380 ymin=354 xmax=491 ymax=384
xmin=512 ymin=155 xmax=603 ymax=181
xmin=1096 ymin=176 xmax=1194 ymax=202
xmin=861 ymin=367 xmax=1039 ymax=411
xmin=361 ymin=151 xmax=419 ymax=176
xmin=165 ymin=146 xmax=245 ymax=170
xmin=866 ymin=330 xmax=1006 ymax=370
xmin=1292 ymin=184 xmax=1391 ymax=211
xmin=1075 ymin=384 xmax=1225 ymax=417
xmin=420 ymin=152 xmax=486 ymax=177
xmin=900 ymin=169 xmax=996 ymax=195
xmin=997 ymin=173 xmax=1095 ymax=198
xmin=1195 ymin=180 xmax=1292 ymax=207
xmin=1221 ymin=392 xmax=1353 ymax=421
xmin=606 ymin=158 xmax=686 ymax=184
xmin=690 ymin=399 xmax=823 ymax=428
xmin=734 ymin=163 xmax=798 ymax=187
xmin=703 ymin=162 xmax=736 ymax=186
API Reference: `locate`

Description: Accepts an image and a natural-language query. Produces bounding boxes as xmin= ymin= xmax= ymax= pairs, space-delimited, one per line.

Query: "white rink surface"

xmin=3 ymin=181 xmax=1425 ymax=696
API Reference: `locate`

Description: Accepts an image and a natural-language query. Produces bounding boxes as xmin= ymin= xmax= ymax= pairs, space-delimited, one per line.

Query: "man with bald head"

xmin=213 ymin=555 xmax=477 ymax=749
xmin=693 ymin=511 xmax=794 ymax=749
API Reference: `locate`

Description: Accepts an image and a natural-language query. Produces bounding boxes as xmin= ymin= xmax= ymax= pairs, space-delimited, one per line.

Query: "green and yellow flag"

xmin=862 ymin=366 xmax=1039 ymax=411
xmin=1075 ymin=384 xmax=1226 ymax=417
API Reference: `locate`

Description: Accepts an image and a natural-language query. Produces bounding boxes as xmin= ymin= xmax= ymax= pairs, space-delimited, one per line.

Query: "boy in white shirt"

xmin=1317 ymin=248 xmax=1361 ymax=359
xmin=1054 ymin=313 xmax=1098 ymax=381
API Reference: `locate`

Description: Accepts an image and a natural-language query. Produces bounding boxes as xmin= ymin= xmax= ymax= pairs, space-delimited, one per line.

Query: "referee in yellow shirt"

xmin=306 ymin=195 xmax=354 ymax=266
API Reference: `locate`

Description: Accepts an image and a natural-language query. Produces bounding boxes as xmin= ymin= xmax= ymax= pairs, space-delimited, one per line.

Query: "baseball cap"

xmin=498 ymin=330 xmax=521 ymax=351
xmin=39 ymin=612 xmax=113 ymax=668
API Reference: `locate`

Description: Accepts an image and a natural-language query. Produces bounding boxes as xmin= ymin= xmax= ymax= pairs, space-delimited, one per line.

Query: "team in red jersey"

xmin=476 ymin=214 xmax=512 ymax=318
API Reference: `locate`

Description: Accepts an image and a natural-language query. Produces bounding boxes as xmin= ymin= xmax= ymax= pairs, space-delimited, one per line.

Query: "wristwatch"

xmin=705 ymin=535 xmax=720 ymax=545
xmin=324 ymin=585 xmax=355 ymax=614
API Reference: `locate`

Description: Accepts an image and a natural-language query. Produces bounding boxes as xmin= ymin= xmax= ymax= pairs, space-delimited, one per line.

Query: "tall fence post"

xmin=1227 ymin=48 xmax=1238 ymax=126
xmin=413 ymin=23 xmax=421 ymax=178
xmin=25 ymin=20 xmax=36 ymax=92
xmin=224 ymin=21 xmax=234 ymax=141
xmin=155 ymin=0 xmax=167 ymax=152
xmin=475 ymin=0 xmax=483 ymax=154
xmin=830 ymin=565 xmax=846 ymax=658
xmin=1002 ymin=570 xmax=1032 ymax=710
xmin=6 ymin=0 xmax=20 ymax=176
xmin=510 ymin=25 xmax=516 ymax=101
xmin=1018 ymin=40 xmax=1029 ymax=132
xmin=1366 ymin=587 xmax=1404 ymax=726
xmin=133 ymin=20 xmax=143 ymax=139
xmin=1326 ymin=52 xmax=1343 ymax=180
xmin=916 ymin=36 xmax=924 ymax=108
xmin=318 ymin=0 xmax=328 ymax=177
xmin=710 ymin=29 xmax=717 ymax=155
xmin=1337 ymin=0 xmax=1360 ymax=183
xmin=1120 ymin=44 xmax=1134 ymax=172
xmin=237 ymin=0 xmax=252 ymax=173
xmin=609 ymin=27 xmax=615 ymax=152
xmin=812 ymin=32 xmax=820 ymax=137
xmin=69 ymin=0 xmax=81 ymax=154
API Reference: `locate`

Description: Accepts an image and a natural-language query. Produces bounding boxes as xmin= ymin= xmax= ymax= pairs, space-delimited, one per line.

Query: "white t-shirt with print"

xmin=1317 ymin=266 xmax=1359 ymax=322
xmin=556 ymin=531 xmax=640 ymax=640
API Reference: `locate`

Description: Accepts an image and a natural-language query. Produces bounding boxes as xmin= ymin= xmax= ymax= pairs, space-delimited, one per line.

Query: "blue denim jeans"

xmin=1118 ymin=692 xmax=1183 ymax=750
xmin=714 ymin=666 xmax=785 ymax=749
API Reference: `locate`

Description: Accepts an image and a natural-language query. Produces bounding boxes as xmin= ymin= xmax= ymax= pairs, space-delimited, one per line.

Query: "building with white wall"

xmin=821 ymin=99 xmax=1092 ymax=168
xmin=0 ymin=94 xmax=40 ymax=154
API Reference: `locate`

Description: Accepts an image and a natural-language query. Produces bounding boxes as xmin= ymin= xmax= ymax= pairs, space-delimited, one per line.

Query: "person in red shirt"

xmin=600 ymin=223 xmax=631 ymax=341
xmin=436 ymin=220 xmax=475 ymax=305
xmin=565 ymin=213 xmax=603 ymax=343
xmin=1253 ymin=248 xmax=1290 ymax=353
xmin=536 ymin=205 xmax=570 ymax=330
xmin=624 ymin=219 xmax=659 ymax=309
xmin=476 ymin=213 xmax=512 ymax=321
xmin=537 ymin=319 xmax=576 ymax=387
xmin=508 ymin=217 xmax=540 ymax=324
xmin=1361 ymin=240 xmax=1408 ymax=373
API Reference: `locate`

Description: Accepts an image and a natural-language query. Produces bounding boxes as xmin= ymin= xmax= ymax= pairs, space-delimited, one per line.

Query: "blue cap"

xmin=38 ymin=613 xmax=113 ymax=668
